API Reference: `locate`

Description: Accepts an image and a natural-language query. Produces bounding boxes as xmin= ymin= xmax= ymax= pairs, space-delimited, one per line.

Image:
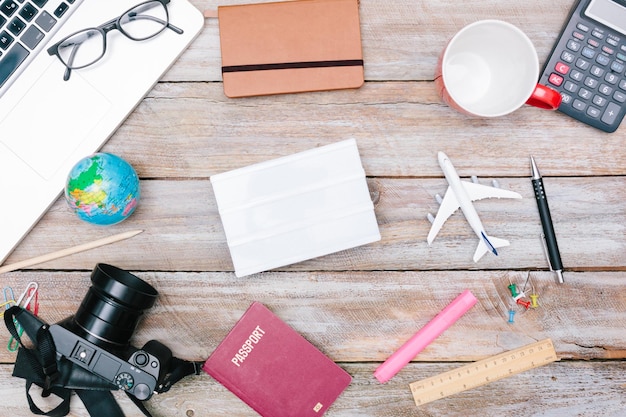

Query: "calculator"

xmin=539 ymin=0 xmax=626 ymax=132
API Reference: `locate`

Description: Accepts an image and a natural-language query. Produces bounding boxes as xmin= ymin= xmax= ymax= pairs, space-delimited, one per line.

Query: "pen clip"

xmin=540 ymin=233 xmax=554 ymax=271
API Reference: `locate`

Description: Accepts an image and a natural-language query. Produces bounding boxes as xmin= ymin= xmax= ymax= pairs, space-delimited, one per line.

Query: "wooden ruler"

xmin=409 ymin=338 xmax=558 ymax=406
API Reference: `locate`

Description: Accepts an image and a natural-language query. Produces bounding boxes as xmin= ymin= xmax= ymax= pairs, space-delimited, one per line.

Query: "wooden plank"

xmin=103 ymin=82 xmax=626 ymax=178
xmin=1 ymin=271 xmax=624 ymax=364
xmin=1 ymin=361 xmax=624 ymax=417
xmin=166 ymin=0 xmax=577 ymax=82
xmin=4 ymin=177 xmax=625 ymax=271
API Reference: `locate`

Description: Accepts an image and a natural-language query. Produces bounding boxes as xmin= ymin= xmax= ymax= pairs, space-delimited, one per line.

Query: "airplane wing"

xmin=427 ymin=186 xmax=459 ymax=244
xmin=461 ymin=181 xmax=522 ymax=201
xmin=427 ymin=181 xmax=522 ymax=245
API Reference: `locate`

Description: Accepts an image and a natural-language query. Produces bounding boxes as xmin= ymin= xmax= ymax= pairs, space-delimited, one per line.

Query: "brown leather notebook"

xmin=218 ymin=0 xmax=364 ymax=98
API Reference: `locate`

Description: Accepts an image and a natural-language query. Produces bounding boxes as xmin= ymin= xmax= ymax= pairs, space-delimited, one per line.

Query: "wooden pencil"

xmin=0 ymin=230 xmax=143 ymax=274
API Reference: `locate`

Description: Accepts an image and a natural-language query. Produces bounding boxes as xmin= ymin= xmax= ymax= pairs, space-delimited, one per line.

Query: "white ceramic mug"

xmin=435 ymin=20 xmax=561 ymax=117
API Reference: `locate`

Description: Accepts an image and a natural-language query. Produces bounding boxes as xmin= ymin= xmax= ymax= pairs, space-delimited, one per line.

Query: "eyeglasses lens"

xmin=57 ymin=29 xmax=105 ymax=69
xmin=120 ymin=1 xmax=169 ymax=41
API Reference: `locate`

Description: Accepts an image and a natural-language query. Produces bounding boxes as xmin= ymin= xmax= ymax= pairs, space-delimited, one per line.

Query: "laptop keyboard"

xmin=0 ymin=0 xmax=81 ymax=95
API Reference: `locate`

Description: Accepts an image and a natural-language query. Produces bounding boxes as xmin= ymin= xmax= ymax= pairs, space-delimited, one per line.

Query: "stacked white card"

xmin=211 ymin=139 xmax=381 ymax=277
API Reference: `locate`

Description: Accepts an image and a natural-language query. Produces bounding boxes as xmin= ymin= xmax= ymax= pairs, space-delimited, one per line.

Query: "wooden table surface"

xmin=2 ymin=0 xmax=625 ymax=416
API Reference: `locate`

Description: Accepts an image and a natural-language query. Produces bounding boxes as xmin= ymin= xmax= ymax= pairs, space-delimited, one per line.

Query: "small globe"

xmin=65 ymin=153 xmax=140 ymax=225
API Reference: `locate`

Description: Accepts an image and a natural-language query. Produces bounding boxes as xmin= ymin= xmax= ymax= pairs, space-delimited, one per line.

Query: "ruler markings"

xmin=409 ymin=339 xmax=558 ymax=406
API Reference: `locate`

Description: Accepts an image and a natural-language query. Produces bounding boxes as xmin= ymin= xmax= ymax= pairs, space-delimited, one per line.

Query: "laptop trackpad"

xmin=0 ymin=64 xmax=112 ymax=180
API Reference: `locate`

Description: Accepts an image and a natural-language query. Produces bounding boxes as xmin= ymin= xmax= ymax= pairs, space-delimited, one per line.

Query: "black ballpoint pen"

xmin=530 ymin=156 xmax=564 ymax=284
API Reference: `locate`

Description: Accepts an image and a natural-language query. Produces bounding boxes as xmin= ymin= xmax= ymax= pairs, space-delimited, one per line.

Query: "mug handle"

xmin=526 ymin=84 xmax=562 ymax=110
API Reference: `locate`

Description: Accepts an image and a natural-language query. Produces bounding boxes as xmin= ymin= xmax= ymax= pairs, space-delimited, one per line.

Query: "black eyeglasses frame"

xmin=47 ymin=0 xmax=183 ymax=81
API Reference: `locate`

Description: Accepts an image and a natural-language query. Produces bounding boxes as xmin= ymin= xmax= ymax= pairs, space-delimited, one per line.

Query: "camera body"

xmin=49 ymin=320 xmax=165 ymax=400
xmin=37 ymin=263 xmax=172 ymax=400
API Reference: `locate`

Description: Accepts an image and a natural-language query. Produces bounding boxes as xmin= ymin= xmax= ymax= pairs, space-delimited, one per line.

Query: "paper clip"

xmin=3 ymin=286 xmax=15 ymax=305
xmin=15 ymin=282 xmax=39 ymax=309
xmin=1 ymin=287 xmax=16 ymax=319
xmin=7 ymin=282 xmax=39 ymax=352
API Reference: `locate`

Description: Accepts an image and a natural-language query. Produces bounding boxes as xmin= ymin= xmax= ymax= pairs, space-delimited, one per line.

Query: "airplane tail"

xmin=473 ymin=232 xmax=510 ymax=262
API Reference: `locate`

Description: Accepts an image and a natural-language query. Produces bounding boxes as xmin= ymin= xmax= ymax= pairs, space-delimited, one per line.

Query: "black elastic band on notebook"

xmin=222 ymin=59 xmax=364 ymax=73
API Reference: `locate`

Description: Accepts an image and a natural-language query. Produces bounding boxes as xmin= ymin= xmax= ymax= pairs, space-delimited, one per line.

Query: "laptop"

xmin=0 ymin=0 xmax=204 ymax=264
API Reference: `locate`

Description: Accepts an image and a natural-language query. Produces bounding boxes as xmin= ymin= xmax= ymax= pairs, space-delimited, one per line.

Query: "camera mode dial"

xmin=114 ymin=372 xmax=134 ymax=391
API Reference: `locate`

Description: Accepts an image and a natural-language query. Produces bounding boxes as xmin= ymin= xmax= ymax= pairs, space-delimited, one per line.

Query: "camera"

xmin=25 ymin=264 xmax=172 ymax=400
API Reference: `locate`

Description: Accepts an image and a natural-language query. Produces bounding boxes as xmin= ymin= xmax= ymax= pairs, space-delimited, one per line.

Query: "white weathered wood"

xmin=4 ymin=178 xmax=625 ymax=271
xmin=1 ymin=271 xmax=624 ymax=364
xmin=2 ymin=361 xmax=625 ymax=417
xmin=106 ymin=82 xmax=626 ymax=178
xmin=1 ymin=0 xmax=624 ymax=416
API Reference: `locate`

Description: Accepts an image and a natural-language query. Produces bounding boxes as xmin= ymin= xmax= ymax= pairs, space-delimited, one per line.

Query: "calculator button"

xmin=567 ymin=39 xmax=581 ymax=51
xmin=564 ymin=80 xmax=578 ymax=92
xmin=590 ymin=65 xmax=605 ymax=77
xmin=607 ymin=35 xmax=619 ymax=47
xmin=592 ymin=29 xmax=605 ymax=39
xmin=602 ymin=46 xmax=614 ymax=55
xmin=613 ymin=91 xmax=626 ymax=102
xmin=561 ymin=50 xmax=575 ymax=62
xmin=573 ymin=99 xmax=587 ymax=111
xmin=578 ymin=88 xmax=592 ymax=99
xmin=584 ymin=77 xmax=598 ymax=89
xmin=555 ymin=62 xmax=570 ymax=74
xmin=576 ymin=58 xmax=590 ymax=70
xmin=570 ymin=69 xmax=584 ymax=81
xmin=610 ymin=61 xmax=624 ymax=74
xmin=587 ymin=106 xmax=601 ymax=118
xmin=596 ymin=54 xmax=610 ymax=66
xmin=605 ymin=72 xmax=619 ymax=84
xmin=548 ymin=73 xmax=564 ymax=86
xmin=589 ymin=39 xmax=601 ymax=49
xmin=573 ymin=31 xmax=585 ymax=40
xmin=599 ymin=84 xmax=613 ymax=95
xmin=617 ymin=52 xmax=626 ymax=61
xmin=582 ymin=47 xmax=595 ymax=59
xmin=577 ymin=22 xmax=590 ymax=32
xmin=592 ymin=95 xmax=607 ymax=107
xmin=601 ymin=102 xmax=620 ymax=124
xmin=561 ymin=92 xmax=573 ymax=104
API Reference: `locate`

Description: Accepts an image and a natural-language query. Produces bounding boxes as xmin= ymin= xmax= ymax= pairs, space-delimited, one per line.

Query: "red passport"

xmin=202 ymin=302 xmax=351 ymax=417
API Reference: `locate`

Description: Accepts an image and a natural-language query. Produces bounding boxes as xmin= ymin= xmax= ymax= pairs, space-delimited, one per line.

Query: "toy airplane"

xmin=427 ymin=152 xmax=522 ymax=262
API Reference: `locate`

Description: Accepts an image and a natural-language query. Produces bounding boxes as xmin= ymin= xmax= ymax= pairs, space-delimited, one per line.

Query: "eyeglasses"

xmin=47 ymin=0 xmax=183 ymax=81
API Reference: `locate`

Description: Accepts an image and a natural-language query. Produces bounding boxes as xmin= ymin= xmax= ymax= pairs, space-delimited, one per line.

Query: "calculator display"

xmin=585 ymin=0 xmax=626 ymax=35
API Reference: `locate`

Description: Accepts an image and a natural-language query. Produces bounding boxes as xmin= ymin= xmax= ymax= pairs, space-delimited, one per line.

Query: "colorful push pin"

xmin=507 ymin=284 xmax=519 ymax=298
xmin=513 ymin=290 xmax=526 ymax=301
xmin=508 ymin=309 xmax=516 ymax=323
xmin=530 ymin=293 xmax=539 ymax=309
xmin=516 ymin=298 xmax=531 ymax=310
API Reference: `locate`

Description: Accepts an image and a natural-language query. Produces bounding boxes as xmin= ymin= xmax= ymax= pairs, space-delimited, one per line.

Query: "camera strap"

xmin=5 ymin=306 xmax=203 ymax=417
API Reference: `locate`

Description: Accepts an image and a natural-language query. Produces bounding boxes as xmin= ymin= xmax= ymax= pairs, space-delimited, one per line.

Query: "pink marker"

xmin=374 ymin=289 xmax=478 ymax=383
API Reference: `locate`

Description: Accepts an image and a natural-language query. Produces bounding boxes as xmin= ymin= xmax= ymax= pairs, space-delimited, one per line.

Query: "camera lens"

xmin=73 ymin=264 xmax=158 ymax=351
